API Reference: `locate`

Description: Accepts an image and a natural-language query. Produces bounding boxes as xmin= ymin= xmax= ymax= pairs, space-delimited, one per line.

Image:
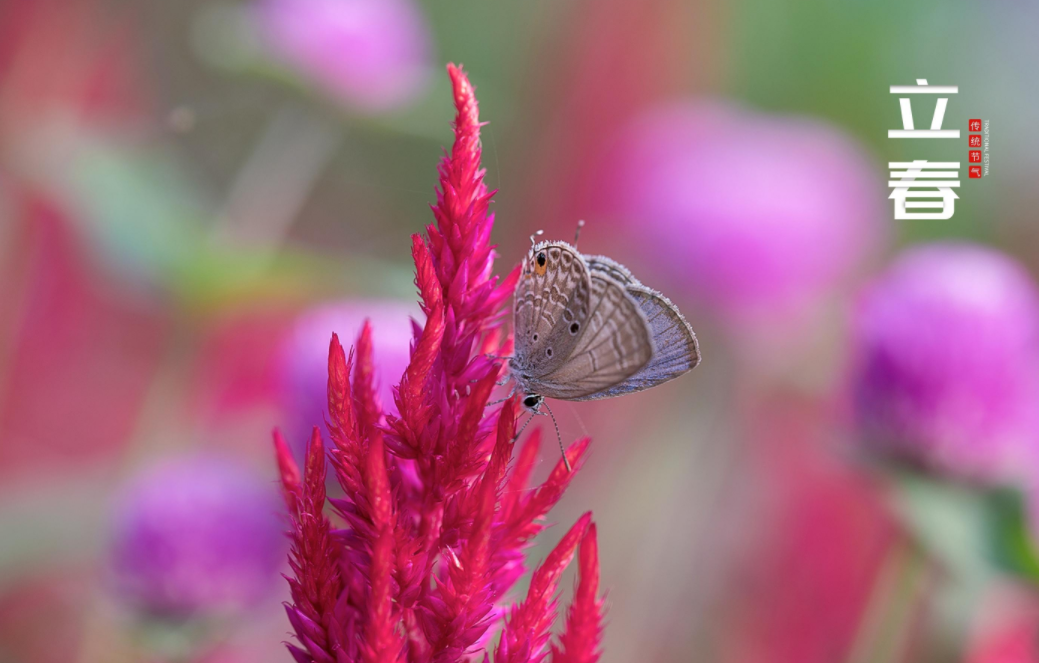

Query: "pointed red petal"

xmin=498 ymin=513 xmax=593 ymax=663
xmin=327 ymin=333 xmax=357 ymax=442
xmin=362 ymin=432 xmax=402 ymax=663
xmin=273 ymin=428 xmax=302 ymax=513
xmin=552 ymin=523 xmax=604 ymax=663
xmin=353 ymin=320 xmax=382 ymax=438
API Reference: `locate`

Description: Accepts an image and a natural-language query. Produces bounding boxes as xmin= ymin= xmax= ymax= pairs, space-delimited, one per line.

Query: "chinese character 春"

xmin=889 ymin=160 xmax=961 ymax=220
xmin=889 ymin=80 xmax=961 ymax=139
xmin=969 ymin=135 xmax=982 ymax=147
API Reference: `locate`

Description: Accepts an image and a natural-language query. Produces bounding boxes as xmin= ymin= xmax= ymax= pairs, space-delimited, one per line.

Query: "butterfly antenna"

xmin=541 ymin=401 xmax=571 ymax=473
xmin=574 ymin=219 xmax=585 ymax=248
xmin=530 ymin=229 xmax=544 ymax=247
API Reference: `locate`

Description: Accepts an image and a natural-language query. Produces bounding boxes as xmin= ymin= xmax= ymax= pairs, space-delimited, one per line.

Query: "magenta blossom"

xmin=851 ymin=243 xmax=1039 ymax=482
xmin=279 ymin=300 xmax=415 ymax=440
xmin=254 ymin=0 xmax=432 ymax=113
xmin=109 ymin=455 xmax=285 ymax=616
xmin=274 ymin=64 xmax=606 ymax=663
xmin=600 ymin=101 xmax=884 ymax=328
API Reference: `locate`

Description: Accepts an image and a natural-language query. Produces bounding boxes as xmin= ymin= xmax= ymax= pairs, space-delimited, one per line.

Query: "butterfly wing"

xmin=574 ymin=284 xmax=700 ymax=399
xmin=584 ymin=254 xmax=641 ymax=287
xmin=513 ymin=242 xmax=592 ymax=378
xmin=530 ymin=271 xmax=654 ymax=400
xmin=581 ymin=255 xmax=700 ymax=399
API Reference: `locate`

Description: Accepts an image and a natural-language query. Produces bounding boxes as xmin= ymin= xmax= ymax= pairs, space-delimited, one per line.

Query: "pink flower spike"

xmin=497 ymin=513 xmax=594 ymax=663
xmin=552 ymin=524 xmax=604 ymax=663
xmin=282 ymin=428 xmax=346 ymax=663
xmin=327 ymin=332 xmax=358 ymax=443
xmin=273 ymin=428 xmax=302 ymax=512
xmin=363 ymin=431 xmax=403 ymax=663
xmin=353 ymin=320 xmax=384 ymax=439
xmin=274 ymin=63 xmax=609 ymax=662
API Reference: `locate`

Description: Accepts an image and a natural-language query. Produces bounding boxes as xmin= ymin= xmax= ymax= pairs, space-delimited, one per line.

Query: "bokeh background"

xmin=2 ymin=0 xmax=1039 ymax=661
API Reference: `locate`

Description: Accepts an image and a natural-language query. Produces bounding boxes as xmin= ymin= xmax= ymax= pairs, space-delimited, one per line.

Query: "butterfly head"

xmin=522 ymin=393 xmax=543 ymax=413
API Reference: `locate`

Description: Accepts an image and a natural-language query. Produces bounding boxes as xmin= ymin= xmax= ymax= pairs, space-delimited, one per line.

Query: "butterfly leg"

xmin=485 ymin=383 xmax=517 ymax=407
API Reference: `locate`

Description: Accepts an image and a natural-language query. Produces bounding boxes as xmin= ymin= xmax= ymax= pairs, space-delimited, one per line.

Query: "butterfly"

xmin=507 ymin=231 xmax=700 ymax=461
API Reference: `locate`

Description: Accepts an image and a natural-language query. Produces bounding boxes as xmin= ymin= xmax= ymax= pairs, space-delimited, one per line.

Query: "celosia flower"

xmin=279 ymin=300 xmax=415 ymax=441
xmin=851 ymin=243 xmax=1039 ymax=482
xmin=274 ymin=64 xmax=606 ymax=663
xmin=109 ymin=455 xmax=285 ymax=616
xmin=600 ymin=101 xmax=883 ymax=328
xmin=254 ymin=0 xmax=432 ymax=113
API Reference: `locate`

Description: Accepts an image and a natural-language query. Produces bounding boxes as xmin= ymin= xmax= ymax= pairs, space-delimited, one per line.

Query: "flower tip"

xmin=579 ymin=522 xmax=599 ymax=583
xmin=272 ymin=428 xmax=302 ymax=507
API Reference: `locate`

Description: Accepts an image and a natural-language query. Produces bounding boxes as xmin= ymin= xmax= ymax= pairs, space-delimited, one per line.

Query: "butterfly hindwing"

xmin=574 ymin=284 xmax=700 ymax=399
xmin=531 ymin=271 xmax=654 ymax=400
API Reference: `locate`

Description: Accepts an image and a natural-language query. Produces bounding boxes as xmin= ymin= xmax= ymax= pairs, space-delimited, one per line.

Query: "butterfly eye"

xmin=569 ymin=322 xmax=580 ymax=335
xmin=523 ymin=395 xmax=539 ymax=408
xmin=534 ymin=251 xmax=548 ymax=275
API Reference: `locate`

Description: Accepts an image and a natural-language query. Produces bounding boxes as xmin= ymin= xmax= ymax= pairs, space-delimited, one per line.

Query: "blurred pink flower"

xmin=109 ymin=455 xmax=285 ymax=617
xmin=851 ymin=243 xmax=1039 ymax=482
xmin=278 ymin=300 xmax=415 ymax=441
xmin=720 ymin=401 xmax=897 ymax=663
xmin=0 ymin=191 xmax=166 ymax=478
xmin=254 ymin=0 xmax=432 ymax=113
xmin=965 ymin=589 xmax=1039 ymax=663
xmin=600 ymin=101 xmax=884 ymax=327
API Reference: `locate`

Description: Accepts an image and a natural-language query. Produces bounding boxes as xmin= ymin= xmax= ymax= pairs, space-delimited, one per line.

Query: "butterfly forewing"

xmin=532 ymin=272 xmax=654 ymax=400
xmin=513 ymin=243 xmax=592 ymax=377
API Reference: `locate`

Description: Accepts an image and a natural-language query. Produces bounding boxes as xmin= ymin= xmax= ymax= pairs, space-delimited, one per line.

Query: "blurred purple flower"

xmin=109 ymin=455 xmax=285 ymax=616
xmin=254 ymin=0 xmax=432 ymax=113
xmin=278 ymin=300 xmax=415 ymax=440
xmin=851 ymin=243 xmax=1039 ymax=482
xmin=601 ymin=101 xmax=884 ymax=327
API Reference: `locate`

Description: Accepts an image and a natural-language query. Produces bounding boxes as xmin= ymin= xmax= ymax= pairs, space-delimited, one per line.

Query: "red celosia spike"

xmin=412 ymin=233 xmax=444 ymax=315
xmin=362 ymin=431 xmax=403 ymax=663
xmin=551 ymin=524 xmax=604 ymax=663
xmin=328 ymin=333 xmax=358 ymax=442
xmin=467 ymin=396 xmax=515 ymax=577
xmin=445 ymin=369 xmax=501 ymax=481
xmin=488 ymin=397 xmax=518 ymax=483
xmin=425 ymin=403 xmax=516 ymax=662
xmin=505 ymin=438 xmax=591 ymax=544
xmin=366 ymin=431 xmax=394 ymax=530
xmin=398 ymin=303 xmax=444 ymax=429
xmin=353 ymin=321 xmax=383 ymax=439
xmin=497 ymin=513 xmax=594 ymax=663
xmin=448 ymin=63 xmax=480 ymax=155
xmin=273 ymin=428 xmax=302 ymax=513
xmin=281 ymin=428 xmax=347 ymax=663
xmin=501 ymin=429 xmax=541 ymax=521
xmin=304 ymin=426 xmax=327 ymax=503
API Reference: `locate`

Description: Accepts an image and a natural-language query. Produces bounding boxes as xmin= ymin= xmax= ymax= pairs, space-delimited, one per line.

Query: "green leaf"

xmin=983 ymin=486 xmax=1039 ymax=583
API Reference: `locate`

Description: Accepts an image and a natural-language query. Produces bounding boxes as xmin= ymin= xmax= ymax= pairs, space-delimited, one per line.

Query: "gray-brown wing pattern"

xmin=531 ymin=272 xmax=654 ymax=400
xmin=584 ymin=254 xmax=640 ymax=287
xmin=512 ymin=242 xmax=592 ymax=378
xmin=577 ymin=285 xmax=699 ymax=399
